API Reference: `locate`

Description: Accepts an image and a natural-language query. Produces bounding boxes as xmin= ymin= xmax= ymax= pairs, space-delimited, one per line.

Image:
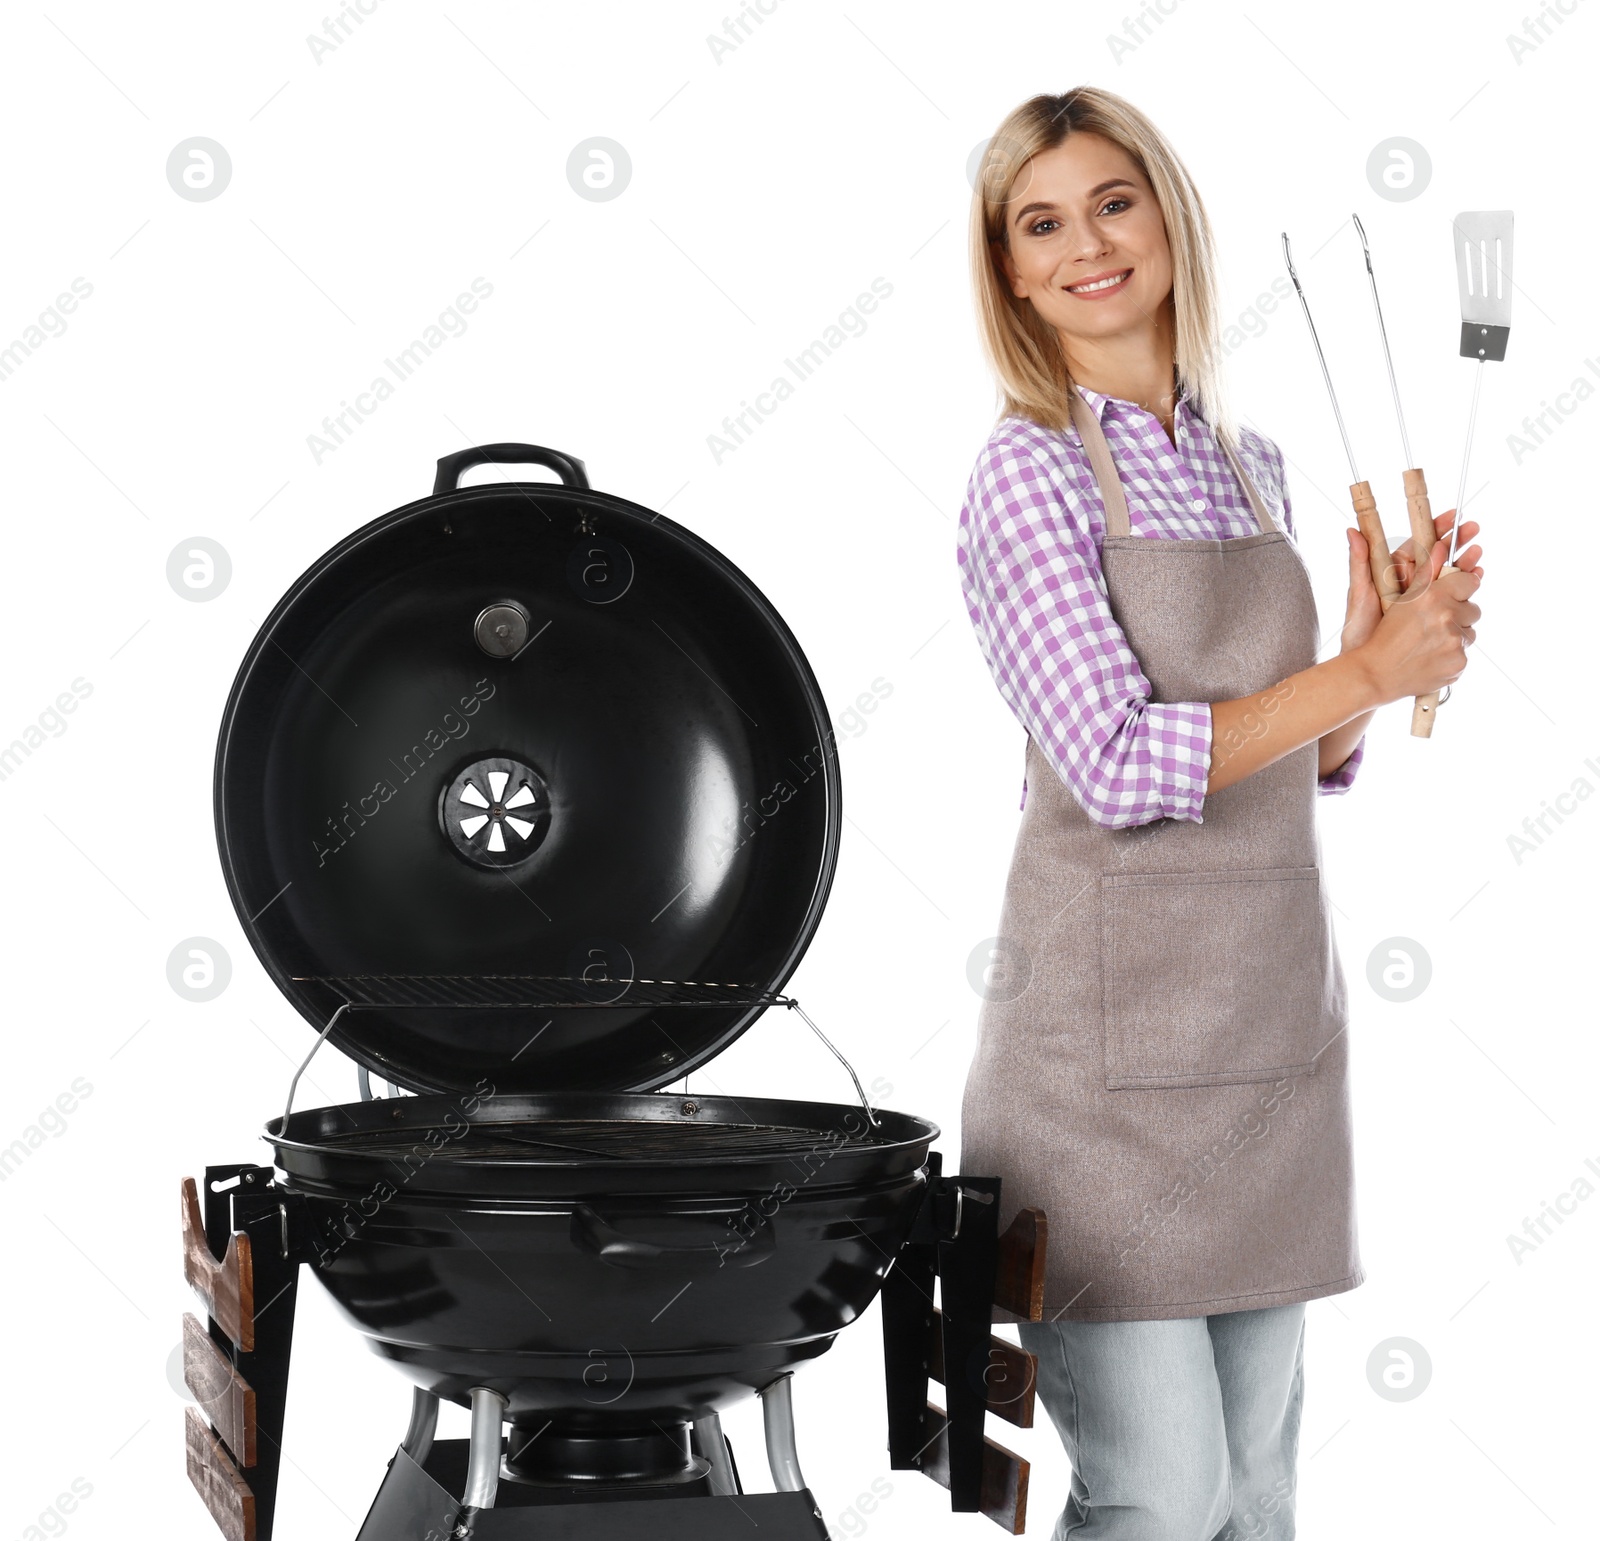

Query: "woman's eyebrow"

xmin=1010 ymin=179 xmax=1137 ymax=225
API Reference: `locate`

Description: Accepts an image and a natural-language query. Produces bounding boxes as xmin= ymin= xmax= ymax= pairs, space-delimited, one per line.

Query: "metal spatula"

xmin=1448 ymin=210 xmax=1513 ymax=560
xmin=1405 ymin=210 xmax=1513 ymax=735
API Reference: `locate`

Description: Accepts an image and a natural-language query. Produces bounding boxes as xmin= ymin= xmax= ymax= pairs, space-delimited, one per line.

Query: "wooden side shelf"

xmin=994 ymin=1208 xmax=1048 ymax=1323
xmin=186 ymin=1405 xmax=257 ymax=1541
xmin=184 ymin=1312 xmax=258 ymax=1467
xmin=922 ymin=1402 xmax=1030 ymax=1536
xmin=183 ymin=1176 xmax=256 ymax=1351
xmin=928 ymin=1307 xmax=1036 ymax=1428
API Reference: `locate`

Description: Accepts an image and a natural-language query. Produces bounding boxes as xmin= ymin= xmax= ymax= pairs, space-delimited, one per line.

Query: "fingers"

xmin=1432 ymin=508 xmax=1475 ymax=539
xmin=1441 ymin=566 xmax=1482 ymax=599
xmin=1398 ymin=541 xmax=1442 ymax=598
xmin=1346 ymin=529 xmax=1380 ymax=609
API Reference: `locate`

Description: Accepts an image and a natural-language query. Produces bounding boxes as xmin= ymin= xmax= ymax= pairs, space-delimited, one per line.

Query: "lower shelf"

xmin=356 ymin=1441 xmax=832 ymax=1540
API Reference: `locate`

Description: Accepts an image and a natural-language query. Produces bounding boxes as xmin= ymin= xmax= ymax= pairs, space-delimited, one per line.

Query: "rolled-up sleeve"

xmin=957 ymin=435 xmax=1213 ymax=830
xmin=1319 ymin=741 xmax=1364 ymax=792
xmin=1268 ymin=446 xmax=1365 ymax=796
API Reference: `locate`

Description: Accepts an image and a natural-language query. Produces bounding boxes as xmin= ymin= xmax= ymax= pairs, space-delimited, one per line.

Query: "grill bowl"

xmin=269 ymin=1092 xmax=937 ymax=1427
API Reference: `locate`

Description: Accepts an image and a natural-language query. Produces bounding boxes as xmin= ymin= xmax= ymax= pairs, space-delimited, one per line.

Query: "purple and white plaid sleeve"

xmin=957 ymin=433 xmax=1212 ymax=829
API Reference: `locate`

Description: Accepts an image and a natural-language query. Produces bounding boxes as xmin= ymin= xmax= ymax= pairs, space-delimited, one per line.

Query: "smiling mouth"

xmin=1066 ymin=269 xmax=1133 ymax=294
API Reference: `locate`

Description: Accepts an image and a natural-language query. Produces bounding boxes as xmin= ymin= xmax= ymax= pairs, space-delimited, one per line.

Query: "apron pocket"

xmin=1101 ymin=866 xmax=1339 ymax=1090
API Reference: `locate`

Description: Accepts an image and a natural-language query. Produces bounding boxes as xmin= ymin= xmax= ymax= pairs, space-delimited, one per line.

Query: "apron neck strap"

xmin=1068 ymin=389 xmax=1132 ymax=540
xmin=1067 ymin=386 xmax=1279 ymax=538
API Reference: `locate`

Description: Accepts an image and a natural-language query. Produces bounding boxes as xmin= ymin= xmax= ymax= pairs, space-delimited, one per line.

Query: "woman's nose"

xmin=1067 ymin=222 xmax=1111 ymax=260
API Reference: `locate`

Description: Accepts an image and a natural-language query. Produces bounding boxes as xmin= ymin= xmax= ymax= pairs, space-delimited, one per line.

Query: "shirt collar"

xmin=1068 ymin=378 xmax=1199 ymax=443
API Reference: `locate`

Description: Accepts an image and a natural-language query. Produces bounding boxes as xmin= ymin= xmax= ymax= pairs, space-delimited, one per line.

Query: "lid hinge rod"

xmin=788 ymin=1002 xmax=880 ymax=1128
xmin=281 ymin=1003 xmax=351 ymax=1130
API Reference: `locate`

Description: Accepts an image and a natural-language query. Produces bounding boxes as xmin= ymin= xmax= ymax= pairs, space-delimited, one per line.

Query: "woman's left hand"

xmin=1340 ymin=512 xmax=1484 ymax=654
xmin=1339 ymin=528 xmax=1384 ymax=653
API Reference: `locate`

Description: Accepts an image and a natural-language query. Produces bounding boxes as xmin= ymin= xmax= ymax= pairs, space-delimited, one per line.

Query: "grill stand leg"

xmin=692 ymin=1413 xmax=740 ymax=1497
xmin=461 ymin=1387 xmax=507 ymax=1512
xmin=936 ymin=1175 xmax=1002 ymax=1512
xmin=881 ymin=1161 xmax=1011 ymax=1519
xmin=882 ymin=1150 xmax=941 ymax=1475
xmin=401 ymin=1388 xmax=439 ymax=1469
xmin=759 ymin=1373 xmax=806 ymax=1493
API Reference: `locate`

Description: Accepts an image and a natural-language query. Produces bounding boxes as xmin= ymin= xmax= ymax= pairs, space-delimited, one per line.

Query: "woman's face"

xmin=996 ymin=133 xmax=1174 ymax=350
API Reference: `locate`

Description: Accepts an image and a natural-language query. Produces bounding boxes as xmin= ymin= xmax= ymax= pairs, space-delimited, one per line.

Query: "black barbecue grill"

xmin=180 ymin=444 xmax=1048 ymax=1541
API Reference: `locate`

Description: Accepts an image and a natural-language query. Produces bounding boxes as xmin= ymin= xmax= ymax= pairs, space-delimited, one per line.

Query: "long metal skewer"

xmin=1352 ymin=214 xmax=1412 ymax=468
xmin=1350 ymin=214 xmax=1443 ymax=735
xmin=1282 ymin=234 xmax=1360 ymax=483
xmin=1281 ymin=233 xmax=1401 ymax=618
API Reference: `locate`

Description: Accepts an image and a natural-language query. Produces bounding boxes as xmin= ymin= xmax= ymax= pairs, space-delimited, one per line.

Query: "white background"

xmin=1 ymin=3 xmax=1594 ymax=1538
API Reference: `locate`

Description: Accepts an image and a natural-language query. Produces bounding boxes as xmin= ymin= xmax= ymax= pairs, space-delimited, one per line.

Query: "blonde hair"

xmin=970 ymin=88 xmax=1235 ymax=447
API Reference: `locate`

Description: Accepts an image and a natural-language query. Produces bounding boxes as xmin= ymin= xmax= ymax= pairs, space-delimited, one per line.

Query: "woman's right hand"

xmin=1355 ymin=537 xmax=1483 ymax=704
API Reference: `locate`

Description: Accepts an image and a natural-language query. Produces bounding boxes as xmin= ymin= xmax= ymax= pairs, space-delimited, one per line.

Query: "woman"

xmin=957 ymin=90 xmax=1482 ymax=1540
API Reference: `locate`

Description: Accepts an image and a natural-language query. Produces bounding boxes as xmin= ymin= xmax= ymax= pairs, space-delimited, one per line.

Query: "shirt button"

xmin=1191 ymin=499 xmax=1207 ymax=513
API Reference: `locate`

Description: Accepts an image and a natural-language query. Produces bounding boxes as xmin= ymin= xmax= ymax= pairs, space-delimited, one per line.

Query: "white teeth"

xmin=1069 ymin=271 xmax=1130 ymax=293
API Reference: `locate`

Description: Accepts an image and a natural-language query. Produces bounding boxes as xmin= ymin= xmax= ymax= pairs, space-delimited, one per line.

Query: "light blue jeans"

xmin=1015 ymin=1304 xmax=1305 ymax=1541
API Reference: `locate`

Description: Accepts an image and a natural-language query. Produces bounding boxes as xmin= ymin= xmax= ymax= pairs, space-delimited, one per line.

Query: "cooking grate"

xmin=281 ymin=985 xmax=881 ymax=1132
xmin=322 ymin=1116 xmax=887 ymax=1161
xmin=295 ymin=975 xmax=794 ymax=1010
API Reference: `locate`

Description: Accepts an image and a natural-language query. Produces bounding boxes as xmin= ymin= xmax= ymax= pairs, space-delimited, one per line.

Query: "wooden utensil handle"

xmin=1349 ymin=482 xmax=1401 ymax=610
xmin=1403 ymin=467 xmax=1442 ymax=738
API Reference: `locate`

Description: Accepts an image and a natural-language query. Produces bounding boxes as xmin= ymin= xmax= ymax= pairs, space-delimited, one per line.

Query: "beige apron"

xmin=961 ymin=391 xmax=1362 ymax=1323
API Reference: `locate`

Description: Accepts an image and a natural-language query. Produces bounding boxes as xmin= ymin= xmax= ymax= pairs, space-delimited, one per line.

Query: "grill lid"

xmin=214 ymin=444 xmax=841 ymax=1098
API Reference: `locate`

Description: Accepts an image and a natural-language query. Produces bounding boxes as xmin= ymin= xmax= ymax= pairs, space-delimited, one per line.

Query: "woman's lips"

xmin=1064 ymin=268 xmax=1133 ymax=299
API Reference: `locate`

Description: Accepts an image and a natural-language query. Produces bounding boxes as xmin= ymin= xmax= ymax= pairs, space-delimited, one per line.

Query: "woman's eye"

xmin=1100 ymin=197 xmax=1131 ymax=215
xmin=1029 ymin=218 xmax=1059 ymax=236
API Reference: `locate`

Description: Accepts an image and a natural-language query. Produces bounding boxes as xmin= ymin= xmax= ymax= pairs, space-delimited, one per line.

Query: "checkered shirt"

xmin=957 ymin=383 xmax=1363 ymax=827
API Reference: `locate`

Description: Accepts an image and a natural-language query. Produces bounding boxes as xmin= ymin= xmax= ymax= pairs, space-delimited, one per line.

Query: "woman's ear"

xmin=994 ymin=241 xmax=1027 ymax=302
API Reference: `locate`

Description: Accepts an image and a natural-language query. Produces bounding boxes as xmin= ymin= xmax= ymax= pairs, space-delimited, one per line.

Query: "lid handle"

xmin=433 ymin=443 xmax=590 ymax=496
